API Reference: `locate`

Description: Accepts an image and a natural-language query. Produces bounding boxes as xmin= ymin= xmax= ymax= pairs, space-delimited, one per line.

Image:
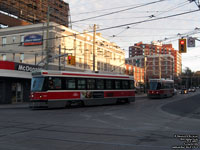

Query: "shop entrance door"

xmin=12 ymin=83 xmax=23 ymax=103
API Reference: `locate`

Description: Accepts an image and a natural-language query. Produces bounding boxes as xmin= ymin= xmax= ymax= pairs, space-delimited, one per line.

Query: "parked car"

xmin=189 ymin=87 xmax=196 ymax=92
xmin=180 ymin=88 xmax=188 ymax=94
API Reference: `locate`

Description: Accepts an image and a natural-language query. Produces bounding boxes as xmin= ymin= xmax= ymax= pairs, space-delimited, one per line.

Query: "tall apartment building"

xmin=128 ymin=42 xmax=182 ymax=79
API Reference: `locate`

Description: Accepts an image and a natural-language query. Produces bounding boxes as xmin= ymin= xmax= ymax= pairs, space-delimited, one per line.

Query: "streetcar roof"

xmin=32 ymin=70 xmax=133 ymax=80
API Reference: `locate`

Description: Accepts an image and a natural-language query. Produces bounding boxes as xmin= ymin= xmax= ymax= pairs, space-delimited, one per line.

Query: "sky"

xmin=64 ymin=0 xmax=200 ymax=72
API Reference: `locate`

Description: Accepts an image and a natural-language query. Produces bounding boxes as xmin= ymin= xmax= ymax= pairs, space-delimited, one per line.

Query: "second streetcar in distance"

xmin=147 ymin=79 xmax=175 ymax=98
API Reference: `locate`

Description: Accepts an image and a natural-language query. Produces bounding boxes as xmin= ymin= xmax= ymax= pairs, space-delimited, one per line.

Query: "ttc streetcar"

xmin=147 ymin=79 xmax=174 ymax=98
xmin=30 ymin=70 xmax=135 ymax=109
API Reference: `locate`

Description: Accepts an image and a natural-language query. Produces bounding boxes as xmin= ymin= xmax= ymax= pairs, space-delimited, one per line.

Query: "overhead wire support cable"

xmin=72 ymin=0 xmax=169 ymax=23
xmin=96 ymin=9 xmax=200 ymax=32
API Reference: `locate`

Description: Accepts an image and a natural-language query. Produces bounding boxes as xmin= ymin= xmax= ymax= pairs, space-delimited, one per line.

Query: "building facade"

xmin=125 ymin=64 xmax=144 ymax=87
xmin=0 ymin=0 xmax=70 ymax=27
xmin=126 ymin=54 xmax=174 ymax=81
xmin=128 ymin=42 xmax=182 ymax=78
xmin=0 ymin=22 xmax=125 ymax=74
xmin=0 ymin=61 xmax=41 ymax=104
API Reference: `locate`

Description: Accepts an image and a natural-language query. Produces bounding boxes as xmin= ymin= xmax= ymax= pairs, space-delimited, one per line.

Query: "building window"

xmin=20 ymin=53 xmax=24 ymax=63
xmin=12 ymin=36 xmax=16 ymax=43
xmin=2 ymin=37 xmax=6 ymax=46
xmin=2 ymin=54 xmax=6 ymax=60
xmin=20 ymin=35 xmax=24 ymax=45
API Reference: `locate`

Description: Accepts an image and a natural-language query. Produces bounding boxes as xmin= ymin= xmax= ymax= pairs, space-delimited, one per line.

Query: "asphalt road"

xmin=0 ymin=90 xmax=200 ymax=150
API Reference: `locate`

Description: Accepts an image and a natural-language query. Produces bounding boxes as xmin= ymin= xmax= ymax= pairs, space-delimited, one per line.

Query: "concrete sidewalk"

xmin=0 ymin=103 xmax=29 ymax=109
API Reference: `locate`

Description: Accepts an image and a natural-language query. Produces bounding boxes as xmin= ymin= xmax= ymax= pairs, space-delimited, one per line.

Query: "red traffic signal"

xmin=180 ymin=40 xmax=185 ymax=45
xmin=179 ymin=39 xmax=187 ymax=53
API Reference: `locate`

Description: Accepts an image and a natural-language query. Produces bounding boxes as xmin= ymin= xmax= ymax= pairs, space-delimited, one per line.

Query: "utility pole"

xmin=93 ymin=24 xmax=96 ymax=72
xmin=144 ymin=56 xmax=147 ymax=93
xmin=159 ymin=53 xmax=161 ymax=79
xmin=73 ymin=34 xmax=77 ymax=67
xmin=45 ymin=6 xmax=50 ymax=70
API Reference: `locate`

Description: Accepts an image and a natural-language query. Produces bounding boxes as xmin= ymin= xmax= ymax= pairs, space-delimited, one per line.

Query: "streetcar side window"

xmin=96 ymin=79 xmax=104 ymax=89
xmin=129 ymin=80 xmax=134 ymax=89
xmin=87 ymin=79 xmax=95 ymax=90
xmin=77 ymin=78 xmax=86 ymax=90
xmin=105 ymin=80 xmax=113 ymax=89
xmin=122 ymin=80 xmax=129 ymax=89
xmin=115 ymin=80 xmax=121 ymax=89
xmin=48 ymin=77 xmax=62 ymax=90
xmin=66 ymin=78 xmax=76 ymax=89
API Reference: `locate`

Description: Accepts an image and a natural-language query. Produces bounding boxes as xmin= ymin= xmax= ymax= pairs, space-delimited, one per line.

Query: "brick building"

xmin=127 ymin=42 xmax=182 ymax=79
xmin=125 ymin=64 xmax=144 ymax=87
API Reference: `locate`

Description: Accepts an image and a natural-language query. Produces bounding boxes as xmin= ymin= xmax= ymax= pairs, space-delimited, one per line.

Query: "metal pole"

xmin=93 ymin=24 xmax=96 ymax=72
xmin=45 ymin=6 xmax=50 ymax=70
xmin=64 ymin=48 xmax=66 ymax=70
xmin=73 ymin=34 xmax=77 ymax=67
xmin=35 ymin=53 xmax=37 ymax=65
xmin=144 ymin=56 xmax=147 ymax=93
xmin=59 ymin=45 xmax=61 ymax=70
xmin=159 ymin=54 xmax=161 ymax=79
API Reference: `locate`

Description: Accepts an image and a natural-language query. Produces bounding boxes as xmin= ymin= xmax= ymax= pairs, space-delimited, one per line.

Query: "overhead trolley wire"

xmin=71 ymin=0 xmax=170 ymax=23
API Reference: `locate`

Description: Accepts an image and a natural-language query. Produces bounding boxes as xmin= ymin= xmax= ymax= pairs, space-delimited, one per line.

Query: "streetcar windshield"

xmin=31 ymin=77 xmax=45 ymax=92
xmin=149 ymin=82 xmax=161 ymax=90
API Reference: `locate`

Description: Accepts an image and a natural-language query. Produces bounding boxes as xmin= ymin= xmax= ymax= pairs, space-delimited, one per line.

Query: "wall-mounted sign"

xmin=24 ymin=34 xmax=43 ymax=46
xmin=15 ymin=63 xmax=41 ymax=72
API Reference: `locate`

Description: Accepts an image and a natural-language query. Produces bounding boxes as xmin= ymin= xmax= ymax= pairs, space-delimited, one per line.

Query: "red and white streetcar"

xmin=147 ymin=79 xmax=174 ymax=98
xmin=30 ymin=70 xmax=135 ymax=109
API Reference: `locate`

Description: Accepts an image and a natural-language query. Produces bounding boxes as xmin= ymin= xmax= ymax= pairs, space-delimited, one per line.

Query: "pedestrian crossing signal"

xmin=179 ymin=39 xmax=187 ymax=53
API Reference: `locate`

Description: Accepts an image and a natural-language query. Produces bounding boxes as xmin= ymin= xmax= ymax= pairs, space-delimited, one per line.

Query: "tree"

xmin=181 ymin=67 xmax=194 ymax=88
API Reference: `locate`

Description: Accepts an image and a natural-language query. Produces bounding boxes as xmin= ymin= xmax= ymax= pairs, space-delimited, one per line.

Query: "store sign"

xmin=15 ymin=63 xmax=41 ymax=72
xmin=24 ymin=34 xmax=43 ymax=46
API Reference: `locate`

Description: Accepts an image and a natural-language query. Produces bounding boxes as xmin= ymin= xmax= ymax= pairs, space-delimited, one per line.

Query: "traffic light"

xmin=67 ymin=55 xmax=72 ymax=65
xmin=67 ymin=55 xmax=76 ymax=65
xmin=179 ymin=39 xmax=187 ymax=53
